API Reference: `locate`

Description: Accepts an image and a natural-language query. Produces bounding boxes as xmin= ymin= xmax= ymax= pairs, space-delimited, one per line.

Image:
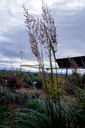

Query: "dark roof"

xmin=56 ymin=56 xmax=85 ymax=68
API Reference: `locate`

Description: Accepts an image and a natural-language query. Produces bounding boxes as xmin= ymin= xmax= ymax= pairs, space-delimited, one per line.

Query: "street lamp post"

xmin=20 ymin=50 xmax=25 ymax=72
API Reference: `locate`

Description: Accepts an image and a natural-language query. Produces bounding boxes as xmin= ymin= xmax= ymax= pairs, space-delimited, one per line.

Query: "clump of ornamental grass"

xmin=66 ymin=58 xmax=82 ymax=95
xmin=9 ymin=1 xmax=85 ymax=128
xmin=62 ymin=58 xmax=85 ymax=116
xmin=23 ymin=0 xmax=58 ymax=95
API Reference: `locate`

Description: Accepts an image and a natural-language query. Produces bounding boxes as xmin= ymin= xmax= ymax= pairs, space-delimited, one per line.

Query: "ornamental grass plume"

xmin=69 ymin=58 xmax=78 ymax=73
xmin=40 ymin=0 xmax=58 ymax=59
xmin=23 ymin=6 xmax=42 ymax=71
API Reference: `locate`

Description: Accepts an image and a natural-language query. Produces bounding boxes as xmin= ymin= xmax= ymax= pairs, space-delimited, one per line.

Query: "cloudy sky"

xmin=0 ymin=0 xmax=85 ymax=71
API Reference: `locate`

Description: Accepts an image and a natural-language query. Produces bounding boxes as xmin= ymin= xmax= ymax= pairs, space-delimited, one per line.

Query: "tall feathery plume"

xmin=40 ymin=0 xmax=58 ymax=59
xmin=23 ymin=6 xmax=43 ymax=73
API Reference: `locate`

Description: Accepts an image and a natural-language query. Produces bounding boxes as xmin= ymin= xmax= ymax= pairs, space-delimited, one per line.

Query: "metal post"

xmin=20 ymin=50 xmax=25 ymax=72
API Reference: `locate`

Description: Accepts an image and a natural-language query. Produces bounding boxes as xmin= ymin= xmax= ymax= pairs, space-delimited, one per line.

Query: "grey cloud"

xmin=0 ymin=0 xmax=85 ymax=69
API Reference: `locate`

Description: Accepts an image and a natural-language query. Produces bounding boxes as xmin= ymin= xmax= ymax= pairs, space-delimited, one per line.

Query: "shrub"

xmin=42 ymin=82 xmax=66 ymax=98
xmin=0 ymin=76 xmax=5 ymax=86
xmin=26 ymin=76 xmax=43 ymax=89
xmin=81 ymin=74 xmax=85 ymax=87
xmin=6 ymin=75 xmax=26 ymax=89
xmin=6 ymin=75 xmax=17 ymax=88
xmin=16 ymin=78 xmax=26 ymax=88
